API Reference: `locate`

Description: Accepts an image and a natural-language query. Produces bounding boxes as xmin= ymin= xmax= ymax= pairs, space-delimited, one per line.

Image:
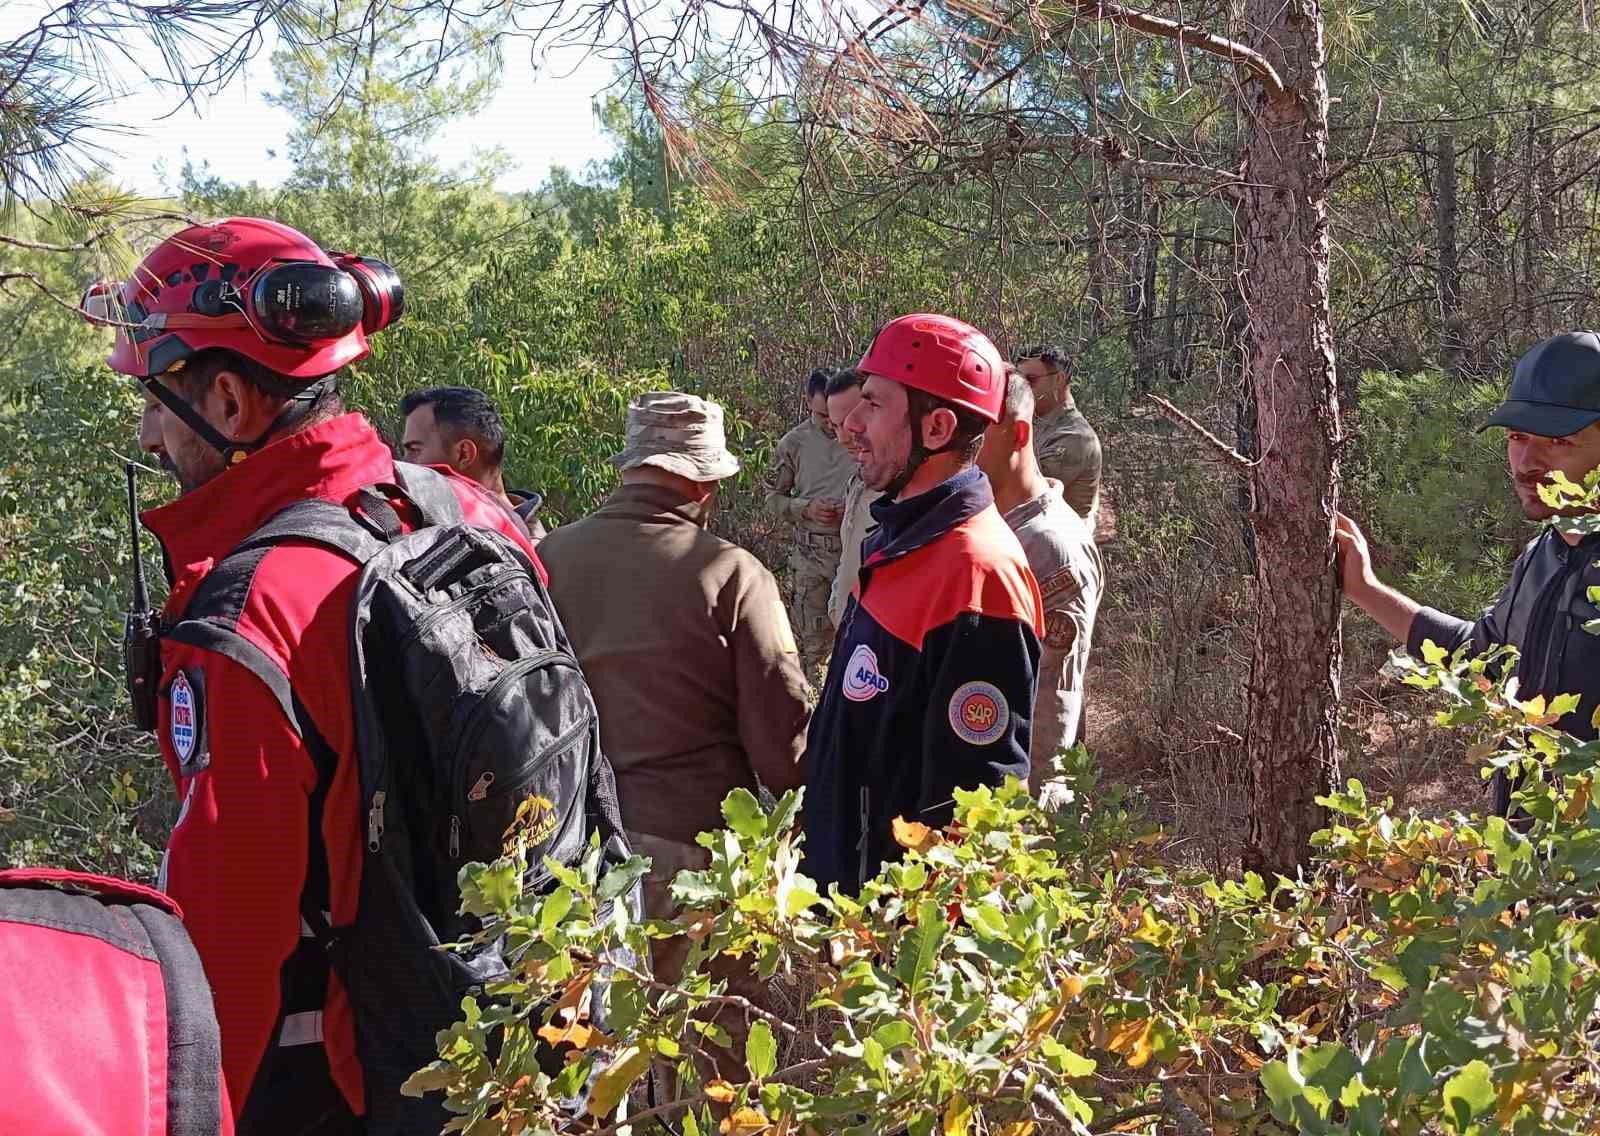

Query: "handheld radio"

xmin=123 ymin=463 xmax=162 ymax=731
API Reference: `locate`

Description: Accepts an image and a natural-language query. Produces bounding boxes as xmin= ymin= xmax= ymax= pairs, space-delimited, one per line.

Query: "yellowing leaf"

xmin=1562 ymin=777 xmax=1592 ymax=822
xmin=997 ymin=1124 xmax=1036 ymax=1136
xmin=720 ymin=1107 xmax=772 ymax=1135
xmin=536 ymin=1018 xmax=599 ymax=1050
xmin=1059 ymin=973 xmax=1087 ymax=1000
xmin=705 ymin=1080 xmax=738 ymax=1104
xmin=1105 ymin=1017 xmax=1156 ymax=1069
xmin=1130 ymin=907 xmax=1176 ymax=948
xmin=586 ymin=1044 xmax=652 ymax=1118
xmin=1497 ymin=1077 xmax=1529 ymax=1125
xmin=892 ymin=816 xmax=941 ymax=852
xmin=1024 ymin=1001 xmax=1067 ymax=1043
xmin=942 ymin=1094 xmax=973 ymax=1136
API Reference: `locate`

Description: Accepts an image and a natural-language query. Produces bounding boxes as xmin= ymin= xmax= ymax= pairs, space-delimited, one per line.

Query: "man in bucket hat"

xmin=1337 ymin=331 xmax=1600 ymax=814
xmin=537 ymin=392 xmax=811 ymax=1075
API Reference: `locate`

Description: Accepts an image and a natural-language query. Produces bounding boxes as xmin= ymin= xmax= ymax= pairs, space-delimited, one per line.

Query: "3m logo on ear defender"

xmin=842 ymin=644 xmax=889 ymax=702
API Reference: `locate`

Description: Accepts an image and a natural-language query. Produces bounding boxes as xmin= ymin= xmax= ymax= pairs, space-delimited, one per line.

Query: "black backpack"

xmin=167 ymin=463 xmax=634 ymax=1134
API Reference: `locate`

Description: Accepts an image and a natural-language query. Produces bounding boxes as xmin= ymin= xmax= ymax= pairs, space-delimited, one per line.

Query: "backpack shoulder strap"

xmin=394 ymin=462 xmax=466 ymax=527
xmin=229 ymin=498 xmax=390 ymax=563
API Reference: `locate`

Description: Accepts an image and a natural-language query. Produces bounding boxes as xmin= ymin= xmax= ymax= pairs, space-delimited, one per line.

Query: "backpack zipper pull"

xmin=449 ymin=815 xmax=461 ymax=858
xmin=467 ymin=772 xmax=495 ymax=801
xmin=367 ymin=791 xmax=386 ymax=852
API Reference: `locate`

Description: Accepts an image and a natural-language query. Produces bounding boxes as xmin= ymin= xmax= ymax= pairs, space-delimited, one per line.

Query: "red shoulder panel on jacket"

xmin=862 ymin=507 xmax=1043 ymax=649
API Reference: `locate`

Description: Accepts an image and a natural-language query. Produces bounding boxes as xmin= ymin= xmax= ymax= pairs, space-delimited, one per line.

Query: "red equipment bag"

xmin=0 ymin=868 xmax=232 ymax=1135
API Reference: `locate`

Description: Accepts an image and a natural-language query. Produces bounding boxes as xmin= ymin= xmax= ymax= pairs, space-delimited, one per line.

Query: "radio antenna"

xmin=126 ymin=462 xmax=148 ymax=612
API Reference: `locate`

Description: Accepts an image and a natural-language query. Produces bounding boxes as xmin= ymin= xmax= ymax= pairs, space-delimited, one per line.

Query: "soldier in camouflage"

xmin=1013 ymin=344 xmax=1102 ymax=523
xmin=766 ymin=367 xmax=858 ymax=673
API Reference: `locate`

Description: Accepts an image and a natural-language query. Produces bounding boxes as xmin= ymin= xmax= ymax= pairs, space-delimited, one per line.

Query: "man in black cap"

xmin=1337 ymin=331 xmax=1600 ymax=811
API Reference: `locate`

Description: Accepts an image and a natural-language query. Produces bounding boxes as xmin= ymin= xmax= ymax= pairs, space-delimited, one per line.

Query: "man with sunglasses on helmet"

xmin=803 ymin=314 xmax=1043 ymax=894
xmin=89 ymin=217 xmax=540 ymax=1134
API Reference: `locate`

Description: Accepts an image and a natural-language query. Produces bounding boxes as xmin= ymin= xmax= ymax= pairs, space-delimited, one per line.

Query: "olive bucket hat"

xmin=1481 ymin=331 xmax=1600 ymax=437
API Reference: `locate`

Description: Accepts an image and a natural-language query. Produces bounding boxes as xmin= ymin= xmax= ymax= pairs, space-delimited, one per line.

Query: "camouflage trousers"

xmin=788 ymin=529 xmax=842 ymax=677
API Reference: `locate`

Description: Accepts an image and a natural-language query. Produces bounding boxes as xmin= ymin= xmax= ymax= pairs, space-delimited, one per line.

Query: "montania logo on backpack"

xmin=842 ymin=644 xmax=890 ymax=702
xmin=948 ymin=681 xmax=1009 ymax=745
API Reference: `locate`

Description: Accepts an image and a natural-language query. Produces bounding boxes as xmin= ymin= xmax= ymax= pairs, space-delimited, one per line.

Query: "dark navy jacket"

xmin=803 ymin=467 xmax=1043 ymax=894
xmin=1410 ymin=528 xmax=1600 ymax=813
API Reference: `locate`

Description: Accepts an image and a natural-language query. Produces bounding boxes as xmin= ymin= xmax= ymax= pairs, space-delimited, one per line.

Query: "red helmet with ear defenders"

xmin=87 ymin=217 xmax=403 ymax=381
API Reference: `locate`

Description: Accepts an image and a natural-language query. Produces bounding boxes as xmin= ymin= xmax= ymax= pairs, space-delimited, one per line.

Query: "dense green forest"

xmin=4 ymin=0 xmax=1600 ymax=1130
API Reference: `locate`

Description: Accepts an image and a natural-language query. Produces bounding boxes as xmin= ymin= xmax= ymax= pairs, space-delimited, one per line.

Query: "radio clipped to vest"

xmin=123 ymin=463 xmax=162 ymax=732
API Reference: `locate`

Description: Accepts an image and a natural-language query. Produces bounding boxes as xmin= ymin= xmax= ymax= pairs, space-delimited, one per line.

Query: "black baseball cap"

xmin=1481 ymin=331 xmax=1600 ymax=437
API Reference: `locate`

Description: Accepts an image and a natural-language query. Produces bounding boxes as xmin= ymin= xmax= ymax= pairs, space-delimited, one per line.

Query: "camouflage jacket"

xmin=1034 ymin=393 xmax=1103 ymax=521
xmin=765 ymin=418 xmax=856 ymax=532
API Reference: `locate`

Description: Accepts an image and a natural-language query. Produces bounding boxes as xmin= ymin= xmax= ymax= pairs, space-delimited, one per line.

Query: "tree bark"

xmin=1437 ymin=124 xmax=1463 ymax=376
xmin=1521 ymin=108 xmax=1539 ymax=338
xmin=1473 ymin=137 xmax=1500 ymax=367
xmin=1162 ymin=225 xmax=1187 ymax=384
xmin=1124 ymin=183 xmax=1162 ymax=387
xmin=1238 ymin=0 xmax=1343 ymax=876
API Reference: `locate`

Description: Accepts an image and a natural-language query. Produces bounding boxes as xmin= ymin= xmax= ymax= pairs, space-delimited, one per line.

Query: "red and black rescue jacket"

xmin=141 ymin=413 xmax=540 ymax=1129
xmin=803 ymin=466 xmax=1042 ymax=893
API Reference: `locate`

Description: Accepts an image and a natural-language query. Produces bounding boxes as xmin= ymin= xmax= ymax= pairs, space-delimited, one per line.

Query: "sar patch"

xmin=168 ymin=670 xmax=208 ymax=775
xmin=948 ymin=681 xmax=1009 ymax=746
xmin=842 ymin=643 xmax=890 ymax=702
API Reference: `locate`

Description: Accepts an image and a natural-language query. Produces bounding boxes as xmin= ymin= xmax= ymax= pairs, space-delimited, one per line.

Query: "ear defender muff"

xmin=330 ymin=253 xmax=405 ymax=334
xmin=249 ymin=261 xmax=365 ymax=344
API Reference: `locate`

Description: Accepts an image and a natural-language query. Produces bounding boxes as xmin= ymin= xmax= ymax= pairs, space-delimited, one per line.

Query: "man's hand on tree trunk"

xmin=1334 ymin=512 xmax=1422 ymax=643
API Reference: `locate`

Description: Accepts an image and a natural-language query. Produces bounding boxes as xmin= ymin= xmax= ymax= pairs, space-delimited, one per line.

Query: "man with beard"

xmin=804 ymin=314 xmax=1042 ymax=895
xmin=1337 ymin=331 xmax=1600 ymax=814
xmin=99 ymin=217 xmax=540 ymax=1132
xmin=825 ymin=368 xmax=882 ymax=628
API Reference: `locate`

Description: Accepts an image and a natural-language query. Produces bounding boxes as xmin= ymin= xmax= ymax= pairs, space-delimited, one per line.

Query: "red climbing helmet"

xmin=856 ymin=313 xmax=1007 ymax=422
xmin=88 ymin=217 xmax=403 ymax=381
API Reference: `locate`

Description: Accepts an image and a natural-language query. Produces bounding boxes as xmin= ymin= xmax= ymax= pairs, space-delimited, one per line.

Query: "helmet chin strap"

xmin=143 ymin=375 xmax=332 ymax=467
xmin=884 ymin=410 xmax=967 ymax=499
xmin=882 ymin=435 xmax=932 ymax=500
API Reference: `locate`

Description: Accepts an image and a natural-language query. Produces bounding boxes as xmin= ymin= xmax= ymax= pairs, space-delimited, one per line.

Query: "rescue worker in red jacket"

xmin=804 ymin=313 xmax=1043 ymax=894
xmin=88 ymin=217 xmax=540 ymax=1133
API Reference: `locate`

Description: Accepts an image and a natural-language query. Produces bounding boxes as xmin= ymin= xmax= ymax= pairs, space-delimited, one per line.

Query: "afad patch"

xmin=948 ymin=680 xmax=1009 ymax=746
xmin=842 ymin=643 xmax=890 ymax=702
xmin=168 ymin=670 xmax=208 ymax=775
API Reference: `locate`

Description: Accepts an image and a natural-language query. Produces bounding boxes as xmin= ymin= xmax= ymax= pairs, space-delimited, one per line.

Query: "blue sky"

xmin=4 ymin=4 xmax=620 ymax=197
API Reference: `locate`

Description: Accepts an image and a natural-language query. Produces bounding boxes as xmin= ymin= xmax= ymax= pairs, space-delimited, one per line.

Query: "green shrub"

xmin=1345 ymin=370 xmax=1525 ymax=618
xmin=416 ymin=641 xmax=1600 ymax=1135
xmin=0 ymin=367 xmax=170 ymax=877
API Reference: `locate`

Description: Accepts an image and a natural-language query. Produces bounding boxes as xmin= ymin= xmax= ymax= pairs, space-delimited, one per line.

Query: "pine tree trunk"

xmin=1163 ymin=227 xmax=1187 ymax=384
xmin=1239 ymin=0 xmax=1344 ymax=876
xmin=1474 ymin=138 xmax=1500 ymax=368
xmin=1437 ymin=125 xmax=1463 ymax=375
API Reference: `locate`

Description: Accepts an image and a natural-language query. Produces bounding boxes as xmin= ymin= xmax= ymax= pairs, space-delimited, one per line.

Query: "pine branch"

xmin=1052 ymin=0 xmax=1287 ymax=98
